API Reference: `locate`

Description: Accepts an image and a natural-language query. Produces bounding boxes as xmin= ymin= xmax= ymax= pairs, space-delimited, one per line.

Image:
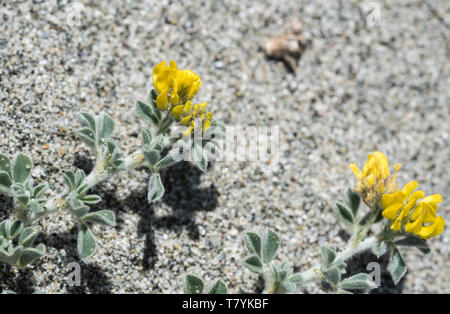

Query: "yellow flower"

xmin=152 ymin=61 xmax=201 ymax=110
xmin=349 ymin=151 xmax=401 ymax=209
xmin=381 ymin=181 xmax=445 ymax=239
xmin=171 ymin=100 xmax=213 ymax=136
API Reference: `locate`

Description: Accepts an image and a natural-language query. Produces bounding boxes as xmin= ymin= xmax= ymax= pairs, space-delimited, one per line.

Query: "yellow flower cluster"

xmin=350 ymin=151 xmax=445 ymax=239
xmin=382 ymin=181 xmax=444 ymax=239
xmin=152 ymin=61 xmax=212 ymax=135
xmin=349 ymin=151 xmax=401 ymax=209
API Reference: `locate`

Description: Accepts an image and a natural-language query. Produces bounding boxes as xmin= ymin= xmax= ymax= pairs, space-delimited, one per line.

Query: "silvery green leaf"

xmin=7 ymin=220 xmax=23 ymax=239
xmin=244 ymin=232 xmax=262 ymax=257
xmin=336 ymin=202 xmax=354 ymax=226
xmin=78 ymin=127 xmax=96 ymax=148
xmin=149 ymin=134 xmax=164 ymax=152
xmin=153 ymin=151 xmax=178 ymax=171
xmin=0 ymin=246 xmax=23 ymax=266
xmin=372 ymin=241 xmax=388 ymax=258
xmin=12 ymin=153 xmax=32 ymax=184
xmin=388 ymin=248 xmax=407 ymax=285
xmin=345 ymin=187 xmax=360 ymax=217
xmin=33 ymin=184 xmax=47 ymax=198
xmin=244 ymin=255 xmax=264 ymax=273
xmin=337 ymin=262 xmax=347 ymax=274
xmin=76 ymin=183 xmax=89 ymax=196
xmin=281 ymin=280 xmax=296 ymax=293
xmin=0 ymin=153 xmax=11 ymax=176
xmin=320 ymin=246 xmax=336 ymax=266
xmin=184 ymin=275 xmax=204 ymax=294
xmin=322 ymin=266 xmax=341 ymax=286
xmin=77 ymin=224 xmax=97 ymax=260
xmin=19 ymin=227 xmax=38 ymax=247
xmin=192 ymin=143 xmax=207 ymax=172
xmin=97 ymin=114 xmax=114 ymax=146
xmin=288 ymin=273 xmax=304 ymax=284
xmin=78 ymin=113 xmax=96 ymax=131
xmin=80 ymin=194 xmax=102 ymax=204
xmin=0 ymin=171 xmax=12 ymax=188
xmin=144 ymin=150 xmax=161 ymax=165
xmin=82 ymin=210 xmax=116 ymax=227
xmin=74 ymin=169 xmax=86 ymax=188
xmin=62 ymin=170 xmax=75 ymax=189
xmin=148 ymin=172 xmax=164 ymax=203
xmin=136 ymin=100 xmax=159 ymax=125
xmin=394 ymin=235 xmax=430 ymax=255
xmin=207 ymin=279 xmax=227 ymax=294
xmin=262 ymin=229 xmax=280 ymax=264
xmin=17 ymin=245 xmax=46 ymax=269
xmin=339 ymin=273 xmax=377 ymax=290
xmin=29 ymin=200 xmax=45 ymax=214
xmin=70 ymin=199 xmax=90 ymax=217
xmin=142 ymin=129 xmax=152 ymax=146
xmin=0 ymin=221 xmax=6 ymax=237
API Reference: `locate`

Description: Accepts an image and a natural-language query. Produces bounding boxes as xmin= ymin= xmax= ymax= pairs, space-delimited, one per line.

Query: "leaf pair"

xmin=0 ymin=220 xmax=45 ymax=269
xmin=184 ymin=274 xmax=227 ymax=294
xmin=243 ymin=229 xmax=280 ymax=273
xmin=0 ymin=153 xmax=33 ymax=191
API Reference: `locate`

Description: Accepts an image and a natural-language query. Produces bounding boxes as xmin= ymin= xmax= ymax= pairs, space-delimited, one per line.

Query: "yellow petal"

xmin=156 ymin=90 xmax=168 ymax=110
xmin=202 ymin=119 xmax=211 ymax=131
xmin=420 ymin=194 xmax=443 ymax=204
xmin=172 ymin=105 xmax=184 ymax=120
xmin=405 ymin=214 xmax=423 ymax=234
xmin=418 ymin=216 xmax=445 ymax=239
xmin=183 ymin=101 xmax=192 ymax=114
xmin=373 ymin=151 xmax=390 ymax=179
xmin=349 ymin=163 xmax=362 ymax=179
xmin=401 ymin=181 xmax=418 ymax=197
xmin=382 ymin=202 xmax=403 ymax=220
xmin=181 ymin=115 xmax=192 ymax=126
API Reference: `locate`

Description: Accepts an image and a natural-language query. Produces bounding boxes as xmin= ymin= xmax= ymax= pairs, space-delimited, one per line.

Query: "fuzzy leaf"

xmin=244 ymin=232 xmax=262 ymax=257
xmin=336 ymin=202 xmax=354 ymax=226
xmin=184 ymin=275 xmax=204 ymax=294
xmin=78 ymin=113 xmax=96 ymax=131
xmin=320 ymin=246 xmax=336 ymax=266
xmin=0 ymin=171 xmax=12 ymax=188
xmin=339 ymin=273 xmax=377 ymax=290
xmin=154 ymin=150 xmax=179 ymax=171
xmin=18 ymin=227 xmax=38 ymax=247
xmin=322 ymin=266 xmax=341 ymax=286
xmin=0 ymin=153 xmax=11 ymax=176
xmin=12 ymin=154 xmax=32 ymax=184
xmin=144 ymin=150 xmax=161 ymax=165
xmin=136 ymin=101 xmax=159 ymax=125
xmin=372 ymin=241 xmax=388 ymax=258
xmin=80 ymin=194 xmax=102 ymax=205
xmin=243 ymin=255 xmax=264 ymax=273
xmin=208 ymin=279 xmax=227 ymax=294
xmin=388 ymin=248 xmax=407 ymax=285
xmin=262 ymin=229 xmax=280 ymax=264
xmin=345 ymin=187 xmax=360 ymax=217
xmin=147 ymin=172 xmax=164 ymax=203
xmin=288 ymin=273 xmax=304 ymax=284
xmin=17 ymin=245 xmax=46 ymax=269
xmin=78 ymin=128 xmax=96 ymax=148
xmin=7 ymin=220 xmax=23 ymax=239
xmin=395 ymin=235 xmax=430 ymax=255
xmin=82 ymin=210 xmax=116 ymax=227
xmin=192 ymin=143 xmax=207 ymax=172
xmin=77 ymin=224 xmax=97 ymax=260
xmin=142 ymin=129 xmax=152 ymax=146
xmin=97 ymin=114 xmax=115 ymax=146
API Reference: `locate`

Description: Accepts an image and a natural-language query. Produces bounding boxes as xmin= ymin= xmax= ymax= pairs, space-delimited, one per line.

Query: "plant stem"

xmin=298 ymin=236 xmax=378 ymax=284
xmin=24 ymin=150 xmax=144 ymax=225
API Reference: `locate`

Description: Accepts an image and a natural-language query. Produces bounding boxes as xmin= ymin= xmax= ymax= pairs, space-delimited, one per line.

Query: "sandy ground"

xmin=0 ymin=0 xmax=449 ymax=293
